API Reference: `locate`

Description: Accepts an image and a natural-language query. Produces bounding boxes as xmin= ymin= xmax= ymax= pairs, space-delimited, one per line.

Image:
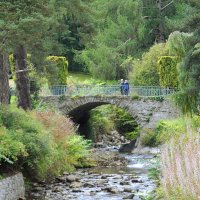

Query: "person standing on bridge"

xmin=124 ymin=80 xmax=129 ymax=96
xmin=120 ymin=79 xmax=124 ymax=95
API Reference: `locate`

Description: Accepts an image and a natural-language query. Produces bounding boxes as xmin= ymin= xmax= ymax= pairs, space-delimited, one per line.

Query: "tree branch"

xmin=161 ymin=1 xmax=174 ymax=11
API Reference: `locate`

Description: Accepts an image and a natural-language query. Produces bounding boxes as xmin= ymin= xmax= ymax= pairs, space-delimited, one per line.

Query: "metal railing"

xmin=39 ymin=85 xmax=176 ymax=97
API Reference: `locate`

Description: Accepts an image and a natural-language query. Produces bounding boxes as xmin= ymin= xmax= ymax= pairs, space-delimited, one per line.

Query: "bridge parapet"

xmin=40 ymin=85 xmax=176 ymax=97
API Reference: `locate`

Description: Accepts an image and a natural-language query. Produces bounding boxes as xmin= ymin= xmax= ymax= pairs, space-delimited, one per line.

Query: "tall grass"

xmin=34 ymin=111 xmax=75 ymax=142
xmin=161 ymin=132 xmax=200 ymax=200
xmin=32 ymin=111 xmax=91 ymax=179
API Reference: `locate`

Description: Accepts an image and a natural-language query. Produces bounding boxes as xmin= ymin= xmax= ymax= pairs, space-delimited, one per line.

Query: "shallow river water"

xmin=29 ymin=147 xmax=157 ymax=200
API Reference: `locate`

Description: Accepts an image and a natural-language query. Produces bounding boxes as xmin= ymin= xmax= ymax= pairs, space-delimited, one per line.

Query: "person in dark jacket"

xmin=124 ymin=80 xmax=129 ymax=96
xmin=120 ymin=79 xmax=124 ymax=95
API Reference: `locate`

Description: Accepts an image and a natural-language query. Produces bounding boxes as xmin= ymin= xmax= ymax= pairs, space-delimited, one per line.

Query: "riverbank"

xmin=28 ymin=146 xmax=157 ymax=200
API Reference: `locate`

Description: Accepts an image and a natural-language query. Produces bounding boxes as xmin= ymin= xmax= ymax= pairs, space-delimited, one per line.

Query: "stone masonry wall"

xmin=0 ymin=173 xmax=25 ymax=200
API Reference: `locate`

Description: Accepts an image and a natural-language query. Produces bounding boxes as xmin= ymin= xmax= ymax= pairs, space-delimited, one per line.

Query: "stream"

xmin=29 ymin=147 xmax=157 ymax=200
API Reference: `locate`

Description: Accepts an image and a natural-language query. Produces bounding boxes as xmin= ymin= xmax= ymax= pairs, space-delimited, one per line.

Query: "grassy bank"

xmin=144 ymin=116 xmax=200 ymax=200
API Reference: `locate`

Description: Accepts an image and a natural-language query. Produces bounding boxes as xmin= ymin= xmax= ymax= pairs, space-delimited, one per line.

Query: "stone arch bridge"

xmin=41 ymin=85 xmax=179 ymax=150
xmin=42 ymin=95 xmax=179 ymax=134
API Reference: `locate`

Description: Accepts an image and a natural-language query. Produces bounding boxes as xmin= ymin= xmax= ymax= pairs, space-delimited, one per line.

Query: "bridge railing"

xmin=40 ymin=85 xmax=176 ymax=97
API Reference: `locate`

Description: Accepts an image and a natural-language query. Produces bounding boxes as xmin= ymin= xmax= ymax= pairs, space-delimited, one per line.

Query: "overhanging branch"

xmin=161 ymin=1 xmax=174 ymax=11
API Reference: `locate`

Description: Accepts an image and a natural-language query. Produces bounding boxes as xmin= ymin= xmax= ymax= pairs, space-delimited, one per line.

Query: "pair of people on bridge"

xmin=120 ymin=79 xmax=129 ymax=96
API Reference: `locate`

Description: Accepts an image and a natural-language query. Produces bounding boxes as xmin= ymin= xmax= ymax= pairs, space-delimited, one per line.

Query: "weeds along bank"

xmin=146 ymin=116 xmax=200 ymax=200
xmin=0 ymin=106 xmax=90 ymax=181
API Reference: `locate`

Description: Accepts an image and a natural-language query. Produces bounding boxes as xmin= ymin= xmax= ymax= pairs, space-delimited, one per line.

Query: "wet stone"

xmin=123 ymin=193 xmax=135 ymax=199
xmin=124 ymin=187 xmax=134 ymax=193
xmin=105 ymin=187 xmax=119 ymax=194
xmin=66 ymin=175 xmax=78 ymax=182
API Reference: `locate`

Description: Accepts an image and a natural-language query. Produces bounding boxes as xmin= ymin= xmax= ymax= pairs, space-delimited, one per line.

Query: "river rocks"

xmin=123 ymin=193 xmax=135 ymax=199
xmin=94 ymin=130 xmax=129 ymax=147
xmin=91 ymin=148 xmax=128 ymax=167
xmin=56 ymin=176 xmax=66 ymax=182
xmin=123 ymin=187 xmax=134 ymax=192
xmin=70 ymin=181 xmax=82 ymax=188
xmin=119 ymin=140 xmax=137 ymax=153
xmin=28 ymin=147 xmax=156 ymax=200
xmin=66 ymin=175 xmax=78 ymax=182
xmin=105 ymin=187 xmax=119 ymax=194
xmin=120 ymin=181 xmax=130 ymax=185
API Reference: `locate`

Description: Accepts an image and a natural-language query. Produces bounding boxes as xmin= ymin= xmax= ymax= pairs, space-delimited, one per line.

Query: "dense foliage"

xmin=157 ymin=56 xmax=178 ymax=88
xmin=86 ymin=105 xmax=139 ymax=142
xmin=0 ymin=106 xmax=90 ymax=180
xmin=46 ymin=56 xmax=68 ymax=85
xmin=130 ymin=43 xmax=168 ymax=86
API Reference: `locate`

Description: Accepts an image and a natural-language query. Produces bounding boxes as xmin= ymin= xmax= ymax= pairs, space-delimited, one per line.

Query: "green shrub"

xmin=89 ymin=108 xmax=115 ymax=140
xmin=156 ymin=118 xmax=186 ymax=144
xmin=125 ymin=130 xmax=139 ymax=140
xmin=0 ymin=106 xmax=90 ymax=180
xmin=141 ymin=128 xmax=158 ymax=147
xmin=131 ymin=93 xmax=140 ymax=100
xmin=113 ymin=106 xmax=138 ymax=134
xmin=46 ymin=56 xmax=68 ymax=85
xmin=0 ymin=127 xmax=26 ymax=164
xmin=0 ymin=106 xmax=54 ymax=176
xmin=157 ymin=56 xmax=178 ymax=88
xmin=130 ymin=43 xmax=169 ymax=86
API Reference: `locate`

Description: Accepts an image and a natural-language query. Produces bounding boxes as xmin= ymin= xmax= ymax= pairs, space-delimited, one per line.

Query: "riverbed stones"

xmin=124 ymin=187 xmax=134 ymax=193
xmin=120 ymin=181 xmax=131 ymax=185
xmin=70 ymin=181 xmax=82 ymax=188
xmin=66 ymin=175 xmax=78 ymax=182
xmin=123 ymin=193 xmax=135 ymax=199
xmin=28 ymin=147 xmax=156 ymax=200
xmin=105 ymin=187 xmax=119 ymax=194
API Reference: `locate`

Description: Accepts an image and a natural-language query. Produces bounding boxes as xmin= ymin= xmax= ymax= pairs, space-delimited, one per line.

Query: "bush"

xmin=0 ymin=127 xmax=27 ymax=164
xmin=87 ymin=105 xmax=139 ymax=142
xmin=157 ymin=56 xmax=178 ymax=88
xmin=130 ymin=43 xmax=169 ymax=86
xmin=46 ymin=56 xmax=68 ymax=85
xmin=156 ymin=118 xmax=186 ymax=144
xmin=141 ymin=128 xmax=158 ymax=147
xmin=125 ymin=130 xmax=139 ymax=141
xmin=112 ymin=106 xmax=138 ymax=134
xmin=89 ymin=107 xmax=115 ymax=141
xmin=0 ymin=106 xmax=55 ymax=176
xmin=0 ymin=106 xmax=90 ymax=180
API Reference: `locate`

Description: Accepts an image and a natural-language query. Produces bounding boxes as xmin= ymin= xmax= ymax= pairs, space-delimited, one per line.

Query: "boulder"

xmin=119 ymin=140 xmax=136 ymax=153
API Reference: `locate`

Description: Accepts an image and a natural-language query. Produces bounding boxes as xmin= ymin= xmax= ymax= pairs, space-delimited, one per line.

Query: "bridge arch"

xmin=42 ymin=96 xmax=178 ymax=129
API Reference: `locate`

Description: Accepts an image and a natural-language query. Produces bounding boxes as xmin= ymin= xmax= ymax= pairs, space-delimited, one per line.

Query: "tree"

xmin=166 ymin=1 xmax=200 ymax=114
xmin=78 ymin=0 xmax=147 ymax=80
xmin=157 ymin=56 xmax=178 ymax=88
xmin=130 ymin=43 xmax=169 ymax=86
xmin=14 ymin=45 xmax=31 ymax=110
xmin=0 ymin=0 xmax=55 ymax=109
xmin=0 ymin=54 xmax=9 ymax=104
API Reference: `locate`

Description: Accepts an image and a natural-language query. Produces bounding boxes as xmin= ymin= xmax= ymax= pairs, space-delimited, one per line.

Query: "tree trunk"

xmin=156 ymin=0 xmax=165 ymax=43
xmin=0 ymin=54 xmax=10 ymax=104
xmin=14 ymin=45 xmax=32 ymax=110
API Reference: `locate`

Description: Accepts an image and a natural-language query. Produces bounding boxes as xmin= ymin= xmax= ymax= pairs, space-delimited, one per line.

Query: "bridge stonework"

xmin=42 ymin=96 xmax=179 ymax=148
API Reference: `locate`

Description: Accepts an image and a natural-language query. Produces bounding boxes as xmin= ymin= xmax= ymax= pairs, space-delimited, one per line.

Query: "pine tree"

xmin=0 ymin=0 xmax=54 ymax=109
